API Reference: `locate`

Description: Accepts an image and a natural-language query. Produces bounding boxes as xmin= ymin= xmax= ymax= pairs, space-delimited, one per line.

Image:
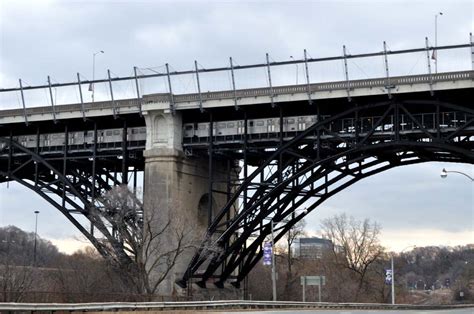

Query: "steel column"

xmin=194 ymin=60 xmax=204 ymax=112
xmin=133 ymin=66 xmax=142 ymax=116
xmin=47 ymin=76 xmax=57 ymax=123
xmin=77 ymin=73 xmax=86 ymax=121
xmin=107 ymin=69 xmax=117 ymax=119
xmin=166 ymin=63 xmax=175 ymax=114
xmin=19 ymin=79 xmax=28 ymax=126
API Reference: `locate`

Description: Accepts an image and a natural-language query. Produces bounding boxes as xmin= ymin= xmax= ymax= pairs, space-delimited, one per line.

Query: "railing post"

xmin=194 ymin=60 xmax=204 ymax=112
xmin=230 ymin=57 xmax=238 ymax=110
xmin=166 ymin=63 xmax=175 ymax=114
xmin=77 ymin=73 xmax=86 ymax=121
xmin=342 ymin=45 xmax=351 ymax=102
xmin=266 ymin=53 xmax=275 ymax=108
xmin=107 ymin=69 xmax=117 ymax=119
xmin=383 ymin=41 xmax=392 ymax=99
xmin=425 ymin=37 xmax=434 ymax=96
xmin=47 ymin=76 xmax=57 ymax=123
xmin=18 ymin=79 xmax=28 ymax=126
xmin=133 ymin=66 xmax=143 ymax=116
xmin=303 ymin=49 xmax=313 ymax=105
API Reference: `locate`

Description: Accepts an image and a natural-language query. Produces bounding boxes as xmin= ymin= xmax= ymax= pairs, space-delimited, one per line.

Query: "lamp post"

xmin=267 ymin=208 xmax=308 ymax=301
xmin=289 ymin=56 xmax=298 ymax=85
xmin=434 ymin=12 xmax=443 ymax=73
xmin=440 ymin=168 xmax=474 ymax=181
xmin=391 ymin=245 xmax=416 ymax=304
xmin=33 ymin=210 xmax=40 ymax=266
xmin=92 ymin=50 xmax=104 ymax=103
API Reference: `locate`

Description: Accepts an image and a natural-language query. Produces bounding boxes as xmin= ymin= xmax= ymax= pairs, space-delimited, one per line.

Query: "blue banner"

xmin=263 ymin=242 xmax=272 ymax=265
xmin=385 ymin=269 xmax=393 ymax=285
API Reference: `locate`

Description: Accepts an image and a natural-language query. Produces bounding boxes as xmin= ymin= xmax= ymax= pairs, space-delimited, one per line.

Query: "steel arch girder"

xmin=180 ymin=99 xmax=474 ymax=288
xmin=0 ymin=138 xmax=134 ymax=266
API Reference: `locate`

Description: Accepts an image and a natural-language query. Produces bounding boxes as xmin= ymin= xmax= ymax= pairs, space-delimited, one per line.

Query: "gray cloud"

xmin=0 ymin=0 xmax=472 ymax=252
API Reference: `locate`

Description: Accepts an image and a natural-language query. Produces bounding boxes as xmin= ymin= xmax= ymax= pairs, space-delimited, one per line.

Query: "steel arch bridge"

xmin=0 ymin=96 xmax=473 ymax=291
xmin=177 ymin=98 xmax=474 ymax=289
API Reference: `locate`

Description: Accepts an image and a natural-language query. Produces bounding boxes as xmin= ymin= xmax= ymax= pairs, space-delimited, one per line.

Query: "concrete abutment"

xmin=143 ymin=110 xmax=238 ymax=297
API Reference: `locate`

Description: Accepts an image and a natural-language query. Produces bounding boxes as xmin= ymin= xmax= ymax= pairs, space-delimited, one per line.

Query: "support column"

xmin=143 ymin=110 xmax=232 ymax=296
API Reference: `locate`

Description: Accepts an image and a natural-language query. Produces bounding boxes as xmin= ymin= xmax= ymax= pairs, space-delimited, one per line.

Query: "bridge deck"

xmin=0 ymin=71 xmax=472 ymax=124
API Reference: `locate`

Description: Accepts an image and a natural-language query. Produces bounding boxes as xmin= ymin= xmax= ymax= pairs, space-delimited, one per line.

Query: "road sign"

xmin=300 ymin=275 xmax=326 ymax=286
xmin=263 ymin=242 xmax=272 ymax=265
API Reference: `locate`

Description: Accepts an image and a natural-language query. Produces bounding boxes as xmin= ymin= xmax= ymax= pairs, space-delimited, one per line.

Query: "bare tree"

xmin=321 ymin=213 xmax=384 ymax=300
xmin=0 ymin=249 xmax=33 ymax=302
xmin=98 ymin=185 xmax=198 ymax=296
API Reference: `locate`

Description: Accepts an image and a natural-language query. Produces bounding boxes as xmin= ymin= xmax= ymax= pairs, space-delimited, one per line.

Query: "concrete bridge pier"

xmin=143 ymin=109 xmax=237 ymax=297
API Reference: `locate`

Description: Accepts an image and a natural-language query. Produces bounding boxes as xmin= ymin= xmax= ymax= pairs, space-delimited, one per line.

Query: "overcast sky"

xmin=0 ymin=0 xmax=473 ymax=253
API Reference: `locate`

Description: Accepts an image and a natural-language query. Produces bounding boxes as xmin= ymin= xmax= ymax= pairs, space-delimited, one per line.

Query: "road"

xmin=206 ymin=309 xmax=473 ymax=314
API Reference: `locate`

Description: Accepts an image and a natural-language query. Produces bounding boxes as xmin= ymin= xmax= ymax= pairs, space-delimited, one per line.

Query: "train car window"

xmin=257 ymin=121 xmax=264 ymax=126
xmin=87 ymin=131 xmax=93 ymax=137
xmin=199 ymin=124 xmax=207 ymax=130
xmin=217 ymin=123 xmax=226 ymax=128
xmin=287 ymin=119 xmax=295 ymax=124
xmin=140 ymin=128 xmax=146 ymax=133
xmin=106 ymin=131 xmax=113 ymax=136
xmin=52 ymin=134 xmax=58 ymax=139
xmin=227 ymin=123 xmax=235 ymax=128
xmin=113 ymin=130 xmax=120 ymax=135
xmin=249 ymin=121 xmax=254 ymax=127
xmin=185 ymin=125 xmax=194 ymax=130
xmin=132 ymin=129 xmax=138 ymax=134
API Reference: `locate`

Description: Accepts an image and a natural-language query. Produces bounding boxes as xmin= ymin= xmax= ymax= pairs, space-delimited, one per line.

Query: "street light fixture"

xmin=91 ymin=50 xmax=105 ymax=103
xmin=440 ymin=168 xmax=474 ymax=181
xmin=33 ymin=210 xmax=40 ymax=266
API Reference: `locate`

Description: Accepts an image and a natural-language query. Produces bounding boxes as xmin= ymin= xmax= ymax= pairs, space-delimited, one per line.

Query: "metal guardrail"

xmin=0 ymin=300 xmax=472 ymax=312
xmin=0 ymin=70 xmax=472 ymax=119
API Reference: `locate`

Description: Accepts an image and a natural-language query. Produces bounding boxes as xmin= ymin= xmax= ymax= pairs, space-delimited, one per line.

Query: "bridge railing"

xmin=0 ymin=300 xmax=472 ymax=312
xmin=0 ymin=70 xmax=472 ymax=120
xmin=0 ymin=40 xmax=472 ymax=121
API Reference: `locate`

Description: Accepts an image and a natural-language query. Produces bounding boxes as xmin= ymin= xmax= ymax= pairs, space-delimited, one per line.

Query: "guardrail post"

xmin=77 ymin=73 xmax=86 ymax=121
xmin=230 ymin=57 xmax=238 ymax=110
xmin=133 ymin=66 xmax=143 ymax=116
xmin=383 ymin=41 xmax=392 ymax=99
xmin=342 ymin=45 xmax=351 ymax=102
xmin=194 ymin=60 xmax=204 ymax=112
xmin=19 ymin=79 xmax=28 ymax=126
xmin=266 ymin=53 xmax=275 ymax=107
xmin=303 ymin=49 xmax=313 ymax=105
xmin=47 ymin=75 xmax=57 ymax=123
xmin=108 ymin=69 xmax=117 ymax=119
xmin=166 ymin=63 xmax=175 ymax=114
xmin=425 ymin=37 xmax=434 ymax=96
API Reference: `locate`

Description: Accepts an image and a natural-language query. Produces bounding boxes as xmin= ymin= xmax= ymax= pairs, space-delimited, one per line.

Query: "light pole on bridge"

xmin=91 ymin=50 xmax=105 ymax=103
xmin=434 ymin=12 xmax=443 ymax=73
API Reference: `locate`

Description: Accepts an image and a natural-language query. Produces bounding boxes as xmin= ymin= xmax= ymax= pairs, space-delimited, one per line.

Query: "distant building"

xmin=294 ymin=237 xmax=333 ymax=259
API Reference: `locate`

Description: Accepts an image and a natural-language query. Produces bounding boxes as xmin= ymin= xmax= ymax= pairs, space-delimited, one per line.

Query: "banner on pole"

xmin=385 ymin=269 xmax=393 ymax=285
xmin=263 ymin=242 xmax=272 ymax=266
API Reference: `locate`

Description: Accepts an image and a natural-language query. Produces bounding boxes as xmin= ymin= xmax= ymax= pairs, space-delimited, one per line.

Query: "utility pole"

xmin=33 ymin=210 xmax=40 ymax=266
xmin=271 ymin=219 xmax=277 ymax=301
